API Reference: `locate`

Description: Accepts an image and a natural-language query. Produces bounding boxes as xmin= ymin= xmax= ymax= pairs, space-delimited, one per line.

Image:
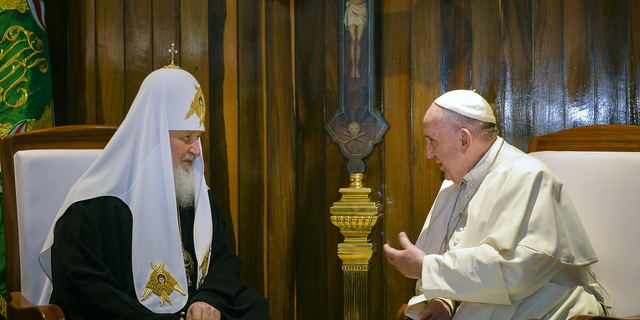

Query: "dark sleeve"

xmin=188 ymin=192 xmax=270 ymax=320
xmin=50 ymin=197 xmax=180 ymax=320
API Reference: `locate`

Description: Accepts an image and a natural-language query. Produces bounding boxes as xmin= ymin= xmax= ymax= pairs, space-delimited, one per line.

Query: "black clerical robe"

xmin=49 ymin=191 xmax=270 ymax=320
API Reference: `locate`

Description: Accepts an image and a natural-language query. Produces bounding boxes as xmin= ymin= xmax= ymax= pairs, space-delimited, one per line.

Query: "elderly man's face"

xmin=169 ymin=130 xmax=202 ymax=171
xmin=422 ymin=104 xmax=466 ymax=183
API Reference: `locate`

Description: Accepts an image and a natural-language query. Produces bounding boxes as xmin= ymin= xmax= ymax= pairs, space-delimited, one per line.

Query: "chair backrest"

xmin=1 ymin=125 xmax=117 ymax=304
xmin=528 ymin=124 xmax=640 ymax=317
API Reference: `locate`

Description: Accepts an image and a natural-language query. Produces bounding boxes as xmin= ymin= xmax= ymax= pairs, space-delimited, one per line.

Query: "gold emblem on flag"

xmin=0 ymin=0 xmax=30 ymax=13
xmin=185 ymin=85 xmax=205 ymax=127
xmin=140 ymin=262 xmax=186 ymax=306
xmin=0 ymin=25 xmax=49 ymax=109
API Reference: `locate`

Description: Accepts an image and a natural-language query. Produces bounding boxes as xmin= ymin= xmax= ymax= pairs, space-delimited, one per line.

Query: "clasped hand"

xmin=181 ymin=302 xmax=221 ymax=320
xmin=383 ymin=232 xmax=426 ymax=279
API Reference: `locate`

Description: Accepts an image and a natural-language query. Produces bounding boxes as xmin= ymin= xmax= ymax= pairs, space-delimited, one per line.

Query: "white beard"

xmin=174 ymin=165 xmax=196 ymax=209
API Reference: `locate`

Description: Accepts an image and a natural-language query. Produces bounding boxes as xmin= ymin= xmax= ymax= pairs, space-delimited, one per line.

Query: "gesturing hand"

xmin=383 ymin=232 xmax=426 ymax=279
xmin=181 ymin=302 xmax=221 ymax=320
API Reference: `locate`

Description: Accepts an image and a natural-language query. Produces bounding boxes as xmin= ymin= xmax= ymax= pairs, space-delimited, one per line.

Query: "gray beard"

xmin=174 ymin=166 xmax=196 ymax=209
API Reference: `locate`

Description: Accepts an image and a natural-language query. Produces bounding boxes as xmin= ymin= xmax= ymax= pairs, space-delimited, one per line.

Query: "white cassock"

xmin=405 ymin=137 xmax=611 ymax=320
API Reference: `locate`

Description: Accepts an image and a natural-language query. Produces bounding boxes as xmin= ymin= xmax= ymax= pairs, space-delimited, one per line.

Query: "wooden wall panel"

xmin=595 ymin=1 xmax=628 ymax=124
xmin=237 ymin=0 xmax=266 ymax=297
xmin=152 ymin=0 xmax=180 ymax=69
xmin=502 ymin=0 xmax=533 ymax=151
xmin=532 ymin=0 xmax=565 ymax=136
xmin=471 ymin=0 xmax=501 ymax=109
xmin=324 ymin=1 xmax=346 ymax=319
xmin=441 ymin=0 xmax=471 ymax=91
xmin=293 ymin=0 xmax=329 ymax=318
xmin=209 ymin=0 xmax=235 ymax=253
xmin=564 ymin=0 xmax=595 ymax=127
xmin=95 ymin=1 xmax=125 ymax=125
xmin=124 ymin=0 xmax=153 ymax=112
xmin=265 ymin=1 xmax=296 ymax=319
xmin=382 ymin=0 xmax=414 ymax=319
xmin=632 ymin=1 xmax=640 ymax=125
xmin=46 ymin=0 xmax=70 ymax=125
xmin=221 ymin=0 xmax=240 ymax=247
xmin=67 ymin=0 xmax=96 ymax=124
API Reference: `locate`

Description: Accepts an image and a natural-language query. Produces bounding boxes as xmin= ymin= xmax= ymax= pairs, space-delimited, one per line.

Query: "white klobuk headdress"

xmin=39 ymin=66 xmax=212 ymax=313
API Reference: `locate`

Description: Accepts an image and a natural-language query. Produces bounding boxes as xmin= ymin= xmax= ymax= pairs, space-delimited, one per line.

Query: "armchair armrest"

xmin=7 ymin=292 xmax=65 ymax=320
xmin=396 ymin=303 xmax=408 ymax=320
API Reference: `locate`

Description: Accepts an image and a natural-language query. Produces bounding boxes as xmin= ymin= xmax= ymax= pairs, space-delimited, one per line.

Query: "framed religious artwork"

xmin=325 ymin=0 xmax=388 ymax=174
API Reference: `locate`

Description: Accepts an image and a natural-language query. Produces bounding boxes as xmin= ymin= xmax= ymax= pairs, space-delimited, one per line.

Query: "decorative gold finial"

xmin=163 ymin=43 xmax=180 ymax=69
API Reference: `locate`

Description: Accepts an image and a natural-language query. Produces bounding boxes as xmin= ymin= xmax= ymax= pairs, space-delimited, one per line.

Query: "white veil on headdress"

xmin=39 ymin=67 xmax=213 ymax=313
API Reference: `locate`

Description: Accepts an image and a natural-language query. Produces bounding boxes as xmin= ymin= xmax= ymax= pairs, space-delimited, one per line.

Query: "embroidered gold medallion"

xmin=140 ymin=262 xmax=186 ymax=306
xmin=185 ymin=85 xmax=205 ymax=126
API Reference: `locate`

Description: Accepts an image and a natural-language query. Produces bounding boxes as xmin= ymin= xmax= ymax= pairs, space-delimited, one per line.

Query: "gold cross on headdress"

xmin=163 ymin=43 xmax=180 ymax=69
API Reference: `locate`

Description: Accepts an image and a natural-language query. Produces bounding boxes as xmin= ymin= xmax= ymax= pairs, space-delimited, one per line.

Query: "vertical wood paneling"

xmin=366 ymin=2 xmax=386 ymax=317
xmin=324 ymin=0 xmax=346 ymax=318
xmin=151 ymin=0 xmax=180 ymax=69
xmin=265 ymin=1 xmax=296 ymax=318
xmin=294 ymin=0 xmax=328 ymax=318
xmin=221 ymin=0 xmax=240 ymax=247
xmin=382 ymin=0 xmax=414 ymax=319
xmin=532 ymin=0 xmax=564 ymax=136
xmin=411 ymin=0 xmax=442 ymax=249
xmin=67 ymin=0 xmax=96 ymax=124
xmin=595 ymin=0 xmax=627 ymax=124
xmin=631 ymin=1 xmax=640 ymax=125
xmin=237 ymin=0 xmax=266 ymax=297
xmin=441 ymin=0 xmax=472 ymax=91
xmin=471 ymin=0 xmax=501 ymax=123
xmin=124 ymin=0 xmax=153 ymax=113
xmin=95 ymin=1 xmax=125 ymax=125
xmin=209 ymin=0 xmax=235 ymax=252
xmin=564 ymin=0 xmax=595 ymax=127
xmin=46 ymin=0 xmax=69 ymax=125
xmin=502 ymin=0 xmax=533 ymax=150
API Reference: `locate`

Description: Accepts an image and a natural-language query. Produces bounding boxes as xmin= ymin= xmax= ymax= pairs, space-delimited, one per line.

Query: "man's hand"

xmin=383 ymin=232 xmax=426 ymax=279
xmin=418 ymin=299 xmax=452 ymax=320
xmin=182 ymin=302 xmax=221 ymax=320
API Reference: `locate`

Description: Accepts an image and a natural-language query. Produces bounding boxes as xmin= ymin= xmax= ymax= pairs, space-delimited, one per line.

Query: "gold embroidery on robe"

xmin=140 ymin=262 xmax=186 ymax=306
xmin=197 ymin=247 xmax=212 ymax=287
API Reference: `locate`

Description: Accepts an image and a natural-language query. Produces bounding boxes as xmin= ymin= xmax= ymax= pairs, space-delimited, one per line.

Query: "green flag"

xmin=0 ymin=0 xmax=54 ymax=315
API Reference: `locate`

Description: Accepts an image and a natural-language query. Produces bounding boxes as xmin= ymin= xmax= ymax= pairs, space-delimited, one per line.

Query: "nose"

xmin=425 ymin=141 xmax=435 ymax=159
xmin=189 ymin=139 xmax=201 ymax=157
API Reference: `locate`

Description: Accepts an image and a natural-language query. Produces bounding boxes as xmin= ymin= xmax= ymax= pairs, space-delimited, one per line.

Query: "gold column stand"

xmin=330 ymin=173 xmax=382 ymax=320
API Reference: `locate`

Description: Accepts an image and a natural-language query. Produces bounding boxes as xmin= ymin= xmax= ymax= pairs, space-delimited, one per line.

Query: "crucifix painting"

xmin=325 ymin=0 xmax=388 ymax=174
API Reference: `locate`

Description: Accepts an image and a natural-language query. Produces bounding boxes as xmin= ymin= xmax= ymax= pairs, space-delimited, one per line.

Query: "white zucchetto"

xmin=434 ymin=90 xmax=497 ymax=124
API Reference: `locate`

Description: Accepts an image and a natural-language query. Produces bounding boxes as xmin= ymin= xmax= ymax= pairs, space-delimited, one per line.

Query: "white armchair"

xmin=529 ymin=124 xmax=640 ymax=319
xmin=1 ymin=125 xmax=117 ymax=320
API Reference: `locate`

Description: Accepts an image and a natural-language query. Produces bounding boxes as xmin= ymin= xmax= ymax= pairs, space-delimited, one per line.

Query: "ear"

xmin=459 ymin=128 xmax=472 ymax=153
